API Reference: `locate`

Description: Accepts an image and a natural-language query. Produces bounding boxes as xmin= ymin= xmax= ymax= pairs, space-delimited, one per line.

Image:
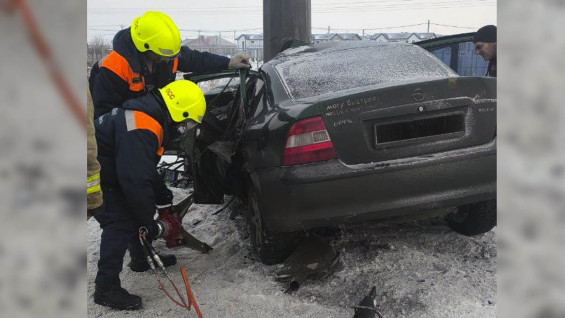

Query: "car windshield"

xmin=273 ymin=42 xmax=457 ymax=101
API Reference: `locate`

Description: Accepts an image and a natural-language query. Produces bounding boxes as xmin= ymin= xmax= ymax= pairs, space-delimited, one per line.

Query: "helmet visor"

xmin=158 ymin=53 xmax=178 ymax=62
xmin=158 ymin=47 xmax=178 ymax=57
xmin=146 ymin=50 xmax=178 ymax=63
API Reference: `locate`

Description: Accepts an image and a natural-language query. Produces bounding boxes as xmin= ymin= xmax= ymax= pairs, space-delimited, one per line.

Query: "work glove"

xmin=139 ymin=222 xmax=160 ymax=241
xmin=155 ymin=188 xmax=173 ymax=207
xmin=156 ymin=208 xmax=182 ymax=248
xmin=228 ymin=52 xmax=251 ymax=69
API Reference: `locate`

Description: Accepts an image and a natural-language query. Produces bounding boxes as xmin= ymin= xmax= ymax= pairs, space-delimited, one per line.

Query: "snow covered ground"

xmin=87 ymin=188 xmax=496 ymax=318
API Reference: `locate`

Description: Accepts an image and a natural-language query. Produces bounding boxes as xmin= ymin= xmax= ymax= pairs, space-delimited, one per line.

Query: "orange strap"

xmin=100 ymin=51 xmax=144 ymax=92
xmin=8 ymin=0 xmax=86 ymax=131
xmin=125 ymin=110 xmax=164 ymax=155
xmin=172 ymin=57 xmax=179 ymax=73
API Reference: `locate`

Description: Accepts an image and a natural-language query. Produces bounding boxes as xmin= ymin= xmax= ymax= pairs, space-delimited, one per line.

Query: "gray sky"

xmin=87 ymin=0 xmax=496 ymax=43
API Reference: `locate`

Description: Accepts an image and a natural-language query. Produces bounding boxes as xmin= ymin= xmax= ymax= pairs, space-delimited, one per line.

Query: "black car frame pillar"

xmin=263 ymin=0 xmax=311 ymax=62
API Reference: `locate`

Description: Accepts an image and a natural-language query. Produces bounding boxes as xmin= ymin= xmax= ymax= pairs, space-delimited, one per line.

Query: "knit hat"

xmin=474 ymin=25 xmax=496 ymax=43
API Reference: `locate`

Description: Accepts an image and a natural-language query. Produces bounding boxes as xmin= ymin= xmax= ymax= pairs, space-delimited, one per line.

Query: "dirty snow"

xmin=87 ymin=187 xmax=495 ymax=318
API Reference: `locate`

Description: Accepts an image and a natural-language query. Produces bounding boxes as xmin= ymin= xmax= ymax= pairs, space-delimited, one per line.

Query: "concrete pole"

xmin=263 ymin=0 xmax=311 ymax=62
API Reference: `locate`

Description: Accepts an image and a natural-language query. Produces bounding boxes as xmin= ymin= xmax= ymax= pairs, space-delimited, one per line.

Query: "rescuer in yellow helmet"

xmin=92 ymin=80 xmax=205 ymax=310
xmin=89 ymin=11 xmax=250 ymax=119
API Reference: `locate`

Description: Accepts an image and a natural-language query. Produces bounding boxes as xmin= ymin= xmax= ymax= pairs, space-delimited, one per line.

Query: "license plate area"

xmin=375 ymin=113 xmax=465 ymax=146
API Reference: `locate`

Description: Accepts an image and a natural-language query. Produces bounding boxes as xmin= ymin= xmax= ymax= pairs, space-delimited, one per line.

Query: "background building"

xmin=235 ymin=34 xmax=264 ymax=61
xmin=369 ymin=32 xmax=437 ymax=43
xmin=182 ymin=35 xmax=238 ymax=57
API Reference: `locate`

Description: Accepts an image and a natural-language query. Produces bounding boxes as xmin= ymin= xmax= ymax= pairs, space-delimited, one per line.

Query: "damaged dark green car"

xmin=166 ymin=40 xmax=496 ymax=265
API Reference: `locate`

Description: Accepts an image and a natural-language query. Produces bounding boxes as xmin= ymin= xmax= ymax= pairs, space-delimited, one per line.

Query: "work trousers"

xmin=94 ymin=186 xmax=153 ymax=287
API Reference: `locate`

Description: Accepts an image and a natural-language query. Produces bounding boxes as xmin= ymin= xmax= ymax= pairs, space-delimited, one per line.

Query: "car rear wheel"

xmin=446 ymin=199 xmax=497 ymax=236
xmin=247 ymin=188 xmax=301 ymax=265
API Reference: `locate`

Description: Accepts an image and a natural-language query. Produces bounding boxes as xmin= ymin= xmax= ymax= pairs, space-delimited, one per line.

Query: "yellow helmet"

xmin=130 ymin=11 xmax=181 ymax=57
xmin=159 ymin=80 xmax=206 ymax=123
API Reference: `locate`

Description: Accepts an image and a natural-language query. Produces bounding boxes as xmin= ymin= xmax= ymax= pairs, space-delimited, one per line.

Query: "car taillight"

xmin=282 ymin=116 xmax=337 ymax=166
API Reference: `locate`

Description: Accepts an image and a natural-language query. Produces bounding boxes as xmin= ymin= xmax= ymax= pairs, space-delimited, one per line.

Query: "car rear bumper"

xmin=249 ymin=139 xmax=496 ymax=234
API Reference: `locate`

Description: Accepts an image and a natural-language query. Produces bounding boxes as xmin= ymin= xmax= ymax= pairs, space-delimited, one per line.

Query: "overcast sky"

xmin=87 ymin=0 xmax=496 ymax=43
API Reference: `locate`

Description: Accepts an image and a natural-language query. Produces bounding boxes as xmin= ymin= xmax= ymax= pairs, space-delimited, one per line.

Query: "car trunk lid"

xmin=317 ymin=76 xmax=496 ymax=165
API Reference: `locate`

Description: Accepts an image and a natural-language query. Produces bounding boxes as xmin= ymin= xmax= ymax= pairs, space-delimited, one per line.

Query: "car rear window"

xmin=273 ymin=42 xmax=457 ymax=100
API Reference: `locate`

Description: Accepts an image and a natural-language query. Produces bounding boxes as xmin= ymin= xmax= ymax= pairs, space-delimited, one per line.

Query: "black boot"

xmin=128 ymin=254 xmax=177 ymax=272
xmin=93 ymin=285 xmax=142 ymax=310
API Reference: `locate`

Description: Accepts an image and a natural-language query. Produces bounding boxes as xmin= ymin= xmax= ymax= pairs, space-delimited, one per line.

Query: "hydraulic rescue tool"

xmin=164 ymin=192 xmax=213 ymax=253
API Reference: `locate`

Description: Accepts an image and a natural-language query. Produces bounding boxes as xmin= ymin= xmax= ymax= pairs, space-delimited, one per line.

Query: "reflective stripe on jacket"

xmin=124 ymin=109 xmax=165 ymax=156
xmin=87 ymin=173 xmax=101 ymax=194
xmin=87 ymin=86 xmax=103 ymax=210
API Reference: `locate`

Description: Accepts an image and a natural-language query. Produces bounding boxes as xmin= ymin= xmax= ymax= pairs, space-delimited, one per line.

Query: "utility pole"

xmin=263 ymin=0 xmax=311 ymax=62
xmin=328 ymin=25 xmax=330 ymax=34
xmin=427 ymin=20 xmax=430 ymax=38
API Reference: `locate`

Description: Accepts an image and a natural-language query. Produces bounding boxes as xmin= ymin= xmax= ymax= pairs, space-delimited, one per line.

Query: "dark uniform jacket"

xmin=94 ymin=92 xmax=172 ymax=226
xmin=487 ymin=57 xmax=497 ymax=77
xmin=90 ymin=27 xmax=229 ymax=119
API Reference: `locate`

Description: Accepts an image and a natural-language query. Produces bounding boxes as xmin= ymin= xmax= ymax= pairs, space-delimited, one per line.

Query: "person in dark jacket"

xmin=92 ymin=79 xmax=206 ymax=310
xmin=474 ymin=25 xmax=497 ymax=77
xmin=89 ymin=11 xmax=250 ymax=119
xmin=87 ymin=86 xmax=103 ymax=219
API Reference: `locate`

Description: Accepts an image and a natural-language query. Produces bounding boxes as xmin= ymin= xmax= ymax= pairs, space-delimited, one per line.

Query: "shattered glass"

xmin=273 ymin=42 xmax=457 ymax=101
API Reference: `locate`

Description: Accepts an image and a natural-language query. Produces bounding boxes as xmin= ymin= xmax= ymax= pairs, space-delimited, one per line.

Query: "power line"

xmin=430 ymin=23 xmax=477 ymax=29
xmin=88 ymin=20 xmax=484 ymax=37
xmin=312 ymin=0 xmax=494 ymax=5
xmin=313 ymin=3 xmax=496 ymax=13
xmin=89 ymin=22 xmax=432 ymax=34
xmin=88 ymin=0 xmax=495 ymax=15
xmin=89 ymin=22 xmax=480 ymax=33
xmin=313 ymin=0 xmax=495 ymax=8
xmin=178 ymin=28 xmax=262 ymax=33
xmin=88 ymin=0 xmax=495 ymax=11
xmin=360 ymin=23 xmax=428 ymax=30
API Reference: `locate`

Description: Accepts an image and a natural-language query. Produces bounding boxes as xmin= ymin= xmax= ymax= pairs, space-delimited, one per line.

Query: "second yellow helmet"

xmin=159 ymin=80 xmax=206 ymax=123
xmin=130 ymin=11 xmax=181 ymax=57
